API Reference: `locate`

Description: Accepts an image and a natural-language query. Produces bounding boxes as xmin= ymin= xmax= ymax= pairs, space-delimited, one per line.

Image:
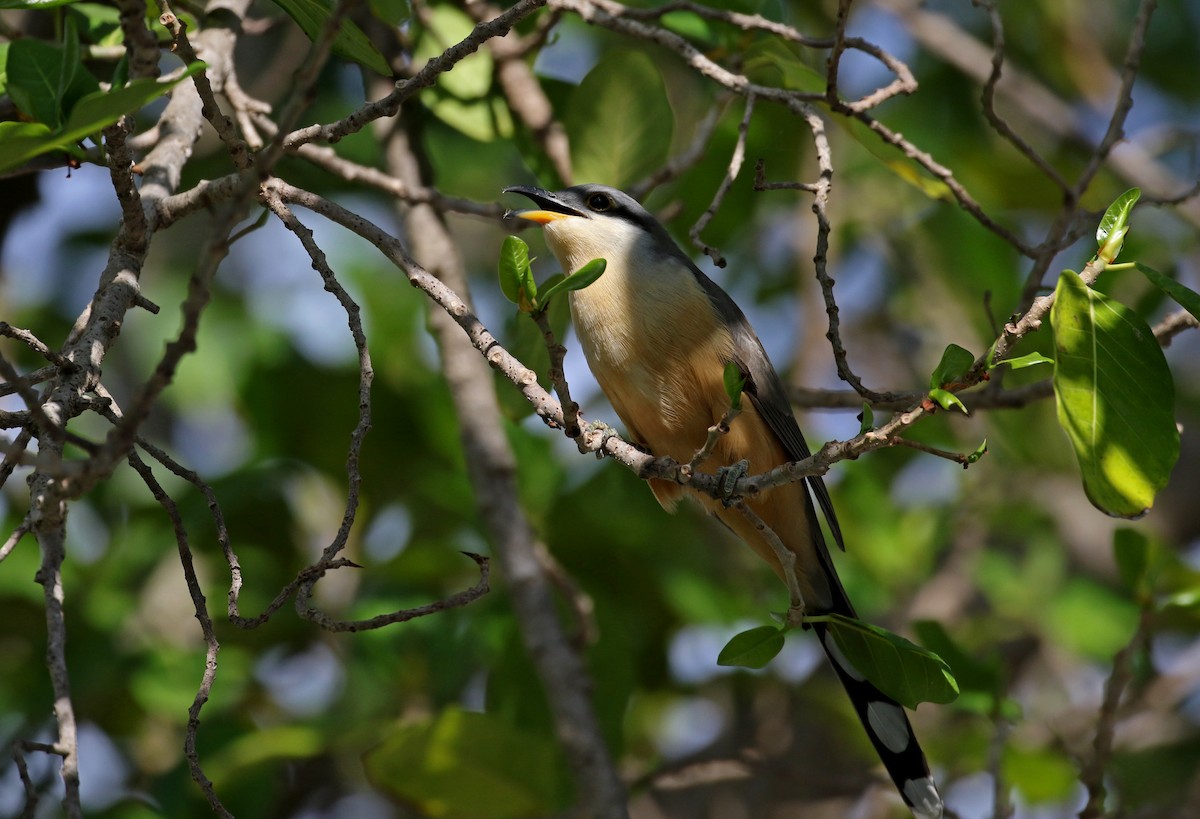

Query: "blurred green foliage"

xmin=1 ymin=1 xmax=1199 ymax=818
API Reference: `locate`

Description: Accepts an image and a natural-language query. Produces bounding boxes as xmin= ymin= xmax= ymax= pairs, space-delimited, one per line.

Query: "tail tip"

xmin=903 ymin=776 xmax=943 ymax=819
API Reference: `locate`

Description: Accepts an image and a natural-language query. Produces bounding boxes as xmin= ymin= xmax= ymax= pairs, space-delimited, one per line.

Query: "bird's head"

xmin=504 ymin=184 xmax=681 ymax=276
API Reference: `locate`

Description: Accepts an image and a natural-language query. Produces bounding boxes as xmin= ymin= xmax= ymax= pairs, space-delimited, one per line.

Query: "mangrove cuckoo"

xmin=504 ymin=184 xmax=942 ymax=819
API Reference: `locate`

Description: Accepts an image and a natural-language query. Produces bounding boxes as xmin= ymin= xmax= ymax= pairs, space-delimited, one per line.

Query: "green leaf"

xmin=929 ymin=343 xmax=975 ymax=389
xmin=660 ymin=10 xmax=716 ymax=44
xmin=966 ymin=438 xmax=988 ymax=463
xmin=270 ymin=0 xmax=392 ymax=76
xmin=498 ymin=235 xmax=529 ymax=305
xmin=364 ymin=707 xmax=569 ymax=819
xmin=912 ymin=620 xmax=1001 ymax=699
xmin=421 ymin=92 xmax=514 ymax=142
xmin=6 ymin=39 xmax=69 ymax=126
xmin=536 ymin=258 xmax=606 ymax=309
xmin=995 ymin=351 xmax=1054 ymax=370
xmin=928 ymin=387 xmax=966 ymax=414
xmin=567 ymin=50 xmax=673 ymax=188
xmin=1097 ymin=187 xmax=1141 ymax=247
xmin=413 ymin=4 xmax=492 ymax=99
xmin=1134 ymin=262 xmax=1200 ymax=320
xmin=823 ymin=613 xmax=959 ymax=708
xmin=716 ymin=625 xmax=785 ymax=669
xmin=0 ymin=63 xmax=205 ymax=174
xmin=1051 ymin=270 xmax=1179 ymax=517
xmin=722 ymin=361 xmax=745 ymax=411
xmin=857 ymin=402 xmax=874 ymax=435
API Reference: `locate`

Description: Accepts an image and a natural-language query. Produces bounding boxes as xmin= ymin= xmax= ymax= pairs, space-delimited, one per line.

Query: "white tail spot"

xmin=867 ymin=700 xmax=909 ymax=753
xmin=823 ymin=632 xmax=864 ymax=681
xmin=903 ymin=776 xmax=943 ymax=819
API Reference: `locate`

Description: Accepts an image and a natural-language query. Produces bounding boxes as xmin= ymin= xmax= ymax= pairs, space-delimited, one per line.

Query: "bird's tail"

xmin=811 ymin=617 xmax=944 ymax=819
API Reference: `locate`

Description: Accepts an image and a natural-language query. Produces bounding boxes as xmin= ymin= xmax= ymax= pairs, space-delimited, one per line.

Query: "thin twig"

xmin=689 ymin=92 xmax=754 ymax=266
xmin=0 ymin=516 xmax=31 ymax=564
xmin=533 ymin=310 xmax=583 ymax=439
xmin=734 ymin=500 xmax=804 ymax=625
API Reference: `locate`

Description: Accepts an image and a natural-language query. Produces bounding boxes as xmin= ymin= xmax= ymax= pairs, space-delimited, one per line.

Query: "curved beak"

xmin=503 ymin=185 xmax=584 ymax=224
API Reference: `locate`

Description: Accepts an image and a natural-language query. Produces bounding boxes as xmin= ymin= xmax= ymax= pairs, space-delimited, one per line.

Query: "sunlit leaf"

xmin=717 ymin=625 xmax=785 ymax=669
xmin=412 ymin=4 xmax=492 ymax=98
xmin=567 ymin=50 xmax=673 ymax=188
xmin=498 ymin=235 xmax=529 ymax=305
xmin=824 ymin=614 xmax=959 ymax=708
xmin=1051 ymin=270 xmax=1179 ymax=517
xmin=536 ymin=258 xmax=606 ymax=309
xmin=928 ymin=387 xmax=966 ymax=414
xmin=929 ymin=343 xmax=975 ymax=389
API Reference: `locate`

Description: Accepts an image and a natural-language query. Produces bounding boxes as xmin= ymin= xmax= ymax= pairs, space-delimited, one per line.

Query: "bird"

xmin=504 ymin=183 xmax=943 ymax=819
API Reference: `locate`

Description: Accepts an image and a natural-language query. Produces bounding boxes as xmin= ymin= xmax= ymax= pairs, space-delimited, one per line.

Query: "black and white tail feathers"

xmin=812 ymin=605 xmax=943 ymax=819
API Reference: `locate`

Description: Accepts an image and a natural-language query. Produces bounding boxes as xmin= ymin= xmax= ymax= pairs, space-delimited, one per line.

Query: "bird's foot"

xmin=715 ymin=459 xmax=749 ymax=504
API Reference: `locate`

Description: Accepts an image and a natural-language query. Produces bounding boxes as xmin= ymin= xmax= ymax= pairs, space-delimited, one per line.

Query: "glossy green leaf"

xmin=1134 ymin=262 xmax=1200 ymax=320
xmin=536 ymin=258 xmax=606 ymax=309
xmin=270 ymin=0 xmax=391 ymax=76
xmin=567 ymin=50 xmax=673 ymax=188
xmin=413 ymin=4 xmax=492 ymax=98
xmin=722 ymin=362 xmax=745 ymax=411
xmin=995 ymin=351 xmax=1054 ymax=370
xmin=928 ymin=387 xmax=966 ymax=414
xmin=421 ymin=92 xmax=514 ymax=142
xmin=857 ymin=402 xmax=874 ymax=435
xmin=824 ymin=613 xmax=959 ymax=708
xmin=1051 ymin=270 xmax=1179 ymax=517
xmin=716 ymin=625 xmax=785 ymax=669
xmin=498 ymin=236 xmax=529 ymax=305
xmin=966 ymin=438 xmax=988 ymax=464
xmin=1097 ymin=188 xmax=1141 ymax=246
xmin=364 ymin=707 xmax=569 ymax=819
xmin=929 ymin=343 xmax=975 ymax=389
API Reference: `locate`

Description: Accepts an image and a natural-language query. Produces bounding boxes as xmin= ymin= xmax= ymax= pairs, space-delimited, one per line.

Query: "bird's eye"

xmin=586 ymin=193 xmax=613 ymax=212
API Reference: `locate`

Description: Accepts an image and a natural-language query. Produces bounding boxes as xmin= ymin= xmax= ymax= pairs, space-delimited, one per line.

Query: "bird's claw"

xmin=716 ymin=459 xmax=749 ymax=504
